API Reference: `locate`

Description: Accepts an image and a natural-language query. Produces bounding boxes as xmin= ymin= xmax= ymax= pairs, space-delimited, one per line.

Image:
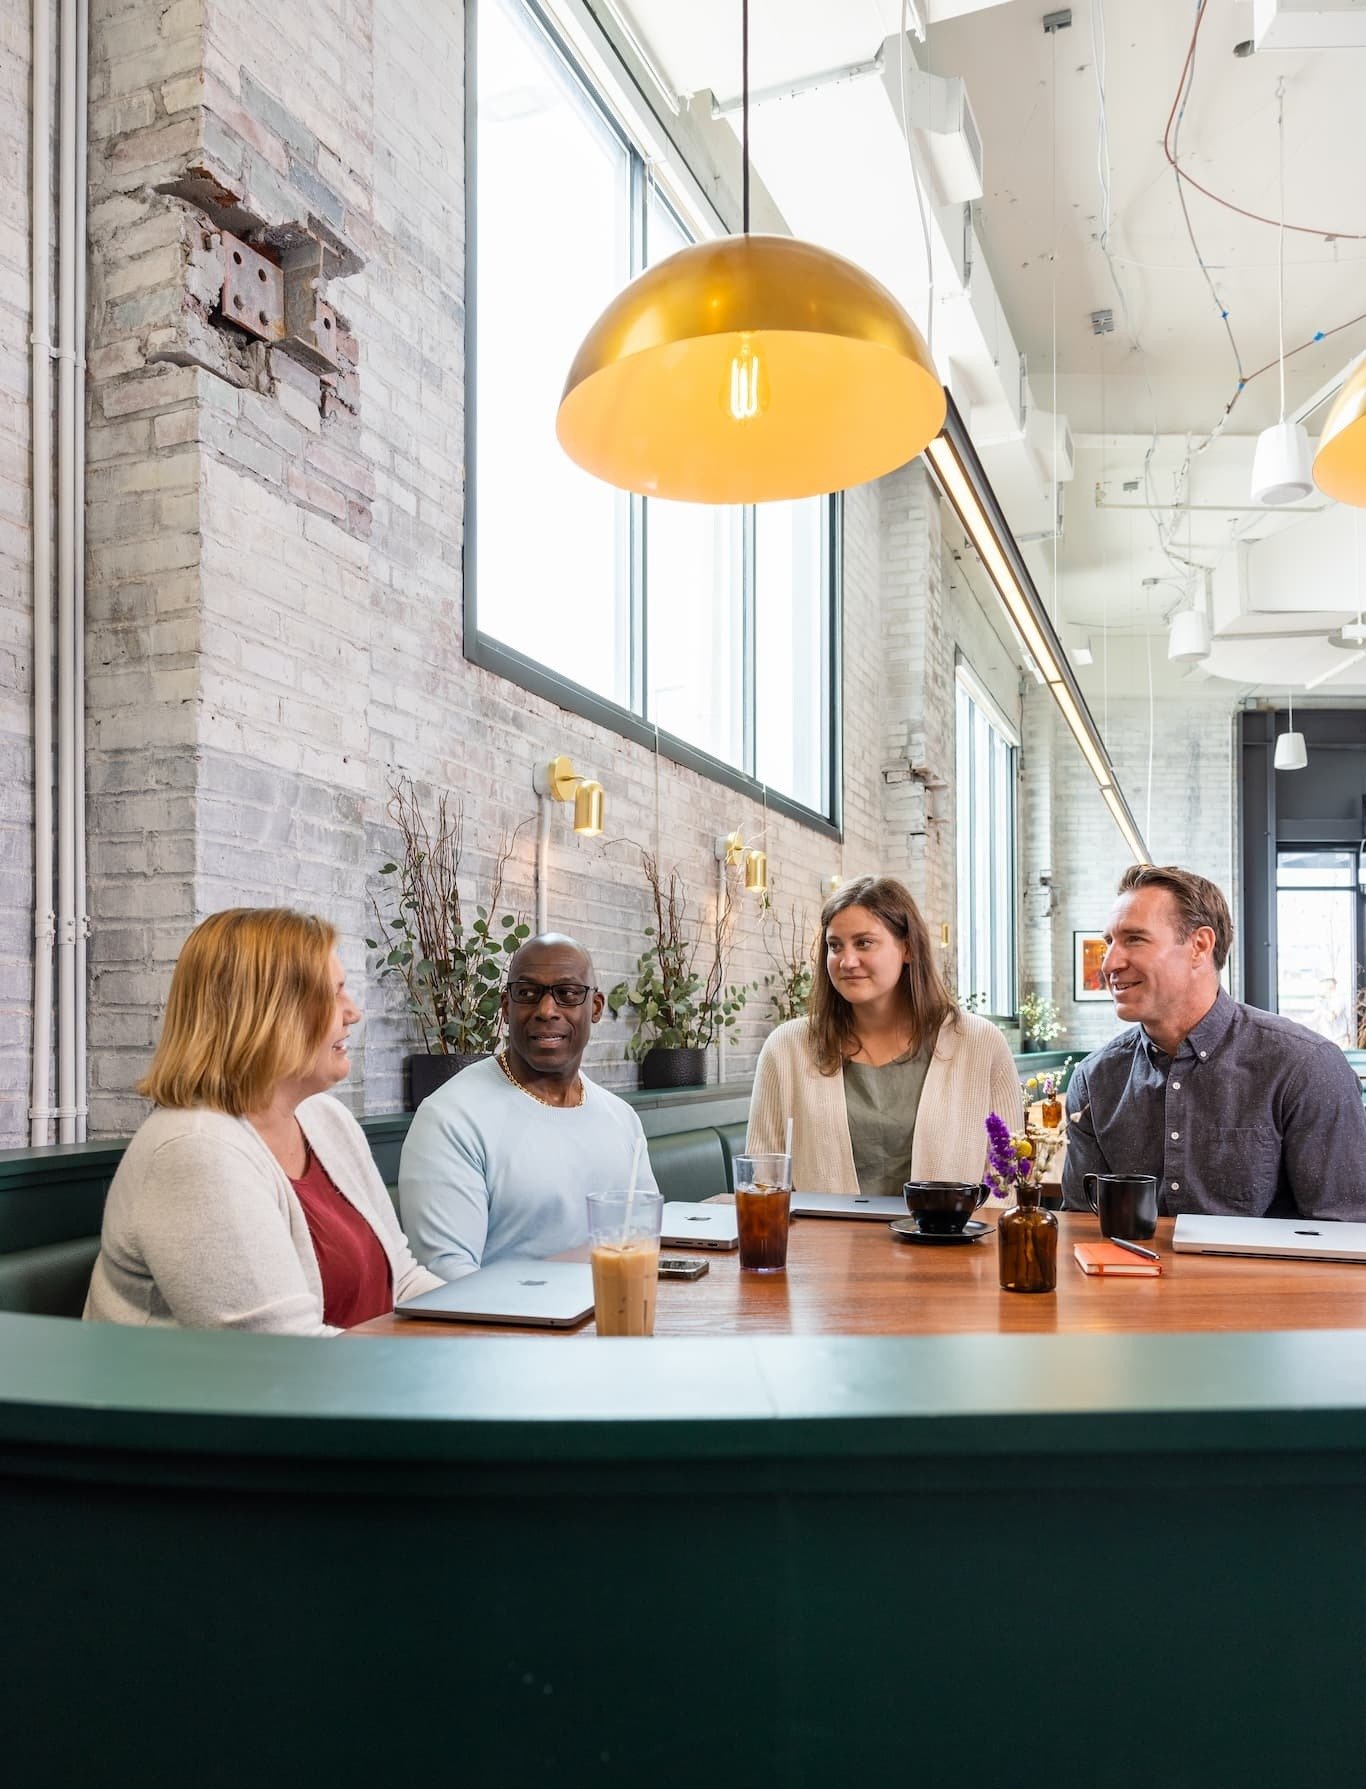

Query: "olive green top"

xmin=842 ymin=1048 xmax=931 ymax=1196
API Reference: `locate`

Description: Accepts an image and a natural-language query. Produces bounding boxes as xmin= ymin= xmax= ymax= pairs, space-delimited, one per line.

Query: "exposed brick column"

xmin=877 ymin=462 xmax=952 ymax=936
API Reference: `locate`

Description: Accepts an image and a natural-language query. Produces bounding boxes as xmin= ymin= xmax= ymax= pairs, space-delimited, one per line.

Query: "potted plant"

xmin=1017 ymin=990 xmax=1064 ymax=1054
xmin=367 ymin=778 xmax=530 ymax=1109
xmin=607 ymin=851 xmax=753 ymax=1089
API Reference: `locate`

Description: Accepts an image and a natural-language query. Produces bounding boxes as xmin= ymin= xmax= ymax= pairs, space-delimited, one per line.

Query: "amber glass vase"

xmin=998 ymin=1178 xmax=1058 ymax=1293
xmin=1041 ymin=1096 xmax=1062 ymax=1130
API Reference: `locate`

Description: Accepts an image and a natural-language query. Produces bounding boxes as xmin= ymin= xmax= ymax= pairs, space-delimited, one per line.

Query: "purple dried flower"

xmin=984 ymin=1111 xmax=1024 ymax=1200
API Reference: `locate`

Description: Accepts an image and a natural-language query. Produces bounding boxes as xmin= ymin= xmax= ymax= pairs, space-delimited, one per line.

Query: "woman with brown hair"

xmin=747 ymin=876 xmax=1020 ymax=1195
xmin=84 ymin=908 xmax=442 ymax=1333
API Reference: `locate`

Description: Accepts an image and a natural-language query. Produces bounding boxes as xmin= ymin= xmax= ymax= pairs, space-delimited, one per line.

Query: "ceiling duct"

xmin=895 ymin=66 xmax=984 ymax=205
xmin=1253 ymin=1 xmax=1366 ymax=50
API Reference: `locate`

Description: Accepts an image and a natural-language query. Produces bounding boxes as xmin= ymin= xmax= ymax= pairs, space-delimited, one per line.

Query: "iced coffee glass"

xmin=734 ymin=1153 xmax=793 ymax=1274
xmin=585 ymin=1190 xmax=663 ymax=1336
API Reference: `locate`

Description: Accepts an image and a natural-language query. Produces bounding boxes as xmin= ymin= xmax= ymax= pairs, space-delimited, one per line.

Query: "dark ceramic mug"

xmin=903 ymin=1180 xmax=990 ymax=1235
xmin=1084 ymin=1172 xmax=1159 ymax=1241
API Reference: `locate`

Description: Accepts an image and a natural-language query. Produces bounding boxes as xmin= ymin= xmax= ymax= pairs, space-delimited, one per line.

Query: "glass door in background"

xmin=1275 ymin=849 xmax=1358 ymax=1048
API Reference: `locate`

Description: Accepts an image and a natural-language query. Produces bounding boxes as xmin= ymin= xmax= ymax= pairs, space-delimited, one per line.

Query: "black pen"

xmin=1110 ymin=1235 xmax=1160 ymax=1262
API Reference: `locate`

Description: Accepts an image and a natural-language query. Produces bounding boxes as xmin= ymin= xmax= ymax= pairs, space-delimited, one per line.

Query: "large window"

xmin=1276 ymin=849 xmax=1357 ymax=1047
xmin=468 ymin=0 xmax=837 ymax=825
xmin=955 ymin=665 xmax=1018 ymax=1014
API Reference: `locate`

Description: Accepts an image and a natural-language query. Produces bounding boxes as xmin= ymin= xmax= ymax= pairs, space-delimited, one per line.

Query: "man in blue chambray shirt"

xmin=1062 ymin=864 xmax=1366 ymax=1221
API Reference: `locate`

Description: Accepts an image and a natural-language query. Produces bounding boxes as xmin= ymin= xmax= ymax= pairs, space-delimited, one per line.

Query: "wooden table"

xmin=354 ymin=1209 xmax=1366 ymax=1338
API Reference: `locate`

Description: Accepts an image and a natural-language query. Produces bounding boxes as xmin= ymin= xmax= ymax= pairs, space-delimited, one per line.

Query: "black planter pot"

xmin=639 ymin=1046 xmax=708 ymax=1090
xmin=405 ymin=1051 xmax=487 ymax=1111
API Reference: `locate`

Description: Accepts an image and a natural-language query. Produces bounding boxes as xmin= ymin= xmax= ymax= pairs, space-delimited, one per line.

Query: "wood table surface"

xmin=352 ymin=1209 xmax=1366 ymax=1339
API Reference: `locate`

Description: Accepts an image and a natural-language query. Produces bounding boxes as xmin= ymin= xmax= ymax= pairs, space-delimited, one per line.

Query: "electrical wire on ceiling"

xmin=1166 ymin=1 xmax=1246 ymax=396
xmin=1089 ymin=0 xmax=1366 ymax=582
xmin=1163 ymin=1 xmax=1366 ymax=242
xmin=1159 ymin=0 xmax=1366 ymax=459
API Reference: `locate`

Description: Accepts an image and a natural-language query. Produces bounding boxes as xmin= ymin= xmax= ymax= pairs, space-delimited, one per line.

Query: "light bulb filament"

xmin=728 ymin=341 xmax=763 ymax=422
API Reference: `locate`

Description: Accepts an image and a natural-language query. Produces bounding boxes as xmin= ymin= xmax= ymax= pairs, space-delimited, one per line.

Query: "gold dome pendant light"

xmin=555 ymin=1 xmax=945 ymax=504
xmin=1313 ymin=360 xmax=1366 ymax=506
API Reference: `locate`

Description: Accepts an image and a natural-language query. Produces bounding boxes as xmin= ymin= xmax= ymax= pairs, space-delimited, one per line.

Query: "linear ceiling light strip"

xmin=925 ymin=401 xmax=1150 ymax=866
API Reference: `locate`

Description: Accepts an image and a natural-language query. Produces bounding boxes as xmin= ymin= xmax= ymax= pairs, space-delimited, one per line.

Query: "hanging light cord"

xmin=1276 ymin=78 xmax=1287 ymax=423
xmin=741 ymin=0 xmax=749 ymax=234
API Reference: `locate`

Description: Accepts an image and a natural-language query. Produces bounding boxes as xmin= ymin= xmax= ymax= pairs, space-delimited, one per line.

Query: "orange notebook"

xmin=1074 ymin=1242 xmax=1162 ymax=1277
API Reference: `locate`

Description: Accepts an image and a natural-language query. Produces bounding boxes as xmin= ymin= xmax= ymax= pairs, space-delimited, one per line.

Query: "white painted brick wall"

xmin=0 ymin=0 xmax=32 ymax=1142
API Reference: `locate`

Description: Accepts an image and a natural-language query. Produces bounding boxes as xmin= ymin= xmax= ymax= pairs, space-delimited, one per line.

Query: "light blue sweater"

xmin=397 ymin=1056 xmax=658 ymax=1279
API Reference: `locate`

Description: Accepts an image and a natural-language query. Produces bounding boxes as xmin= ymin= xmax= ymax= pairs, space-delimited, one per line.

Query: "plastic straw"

xmin=622 ymin=1135 xmax=644 ymax=1244
xmin=784 ymin=1116 xmax=794 ymax=1179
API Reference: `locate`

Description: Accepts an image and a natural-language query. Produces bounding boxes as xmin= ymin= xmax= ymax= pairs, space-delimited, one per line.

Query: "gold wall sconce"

xmin=535 ymin=754 xmax=605 ymax=836
xmin=715 ymin=830 xmax=767 ymax=895
xmin=533 ymin=753 xmax=605 ymax=933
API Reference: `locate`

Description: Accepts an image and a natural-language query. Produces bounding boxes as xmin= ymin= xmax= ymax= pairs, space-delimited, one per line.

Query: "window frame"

xmin=954 ymin=659 xmax=1019 ymax=1019
xmin=462 ymin=0 xmax=843 ymax=839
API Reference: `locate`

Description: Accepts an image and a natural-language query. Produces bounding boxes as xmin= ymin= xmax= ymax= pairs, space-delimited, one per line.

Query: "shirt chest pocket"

xmin=1217 ymin=1125 xmax=1283 ymax=1214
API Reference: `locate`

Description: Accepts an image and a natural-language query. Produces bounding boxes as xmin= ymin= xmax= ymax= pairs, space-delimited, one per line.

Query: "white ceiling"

xmin=616 ymin=0 xmax=1366 ymax=699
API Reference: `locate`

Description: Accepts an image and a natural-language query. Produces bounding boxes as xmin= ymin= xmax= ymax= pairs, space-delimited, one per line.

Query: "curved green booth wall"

xmin=4 ymin=1312 xmax=1366 ymax=1785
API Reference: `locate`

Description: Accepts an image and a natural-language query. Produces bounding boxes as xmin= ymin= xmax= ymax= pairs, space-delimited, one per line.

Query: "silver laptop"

xmin=1172 ymin=1214 xmax=1366 ymax=1264
xmin=660 ymin=1202 xmax=739 ymax=1250
xmin=791 ymin=1191 xmax=908 ymax=1221
xmin=395 ymin=1258 xmax=595 ymax=1327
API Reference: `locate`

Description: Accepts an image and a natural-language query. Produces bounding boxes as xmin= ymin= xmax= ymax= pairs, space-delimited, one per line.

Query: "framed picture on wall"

xmin=1073 ymin=931 xmax=1110 ymax=1002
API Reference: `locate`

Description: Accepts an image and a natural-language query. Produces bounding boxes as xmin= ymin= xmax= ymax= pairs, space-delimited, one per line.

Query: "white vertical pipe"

xmin=715 ymin=853 xmax=727 ymax=1086
xmin=534 ymin=796 xmax=551 ymax=935
xmin=56 ymin=0 xmax=77 ymax=1142
xmin=29 ymin=0 xmax=55 ymax=1147
xmin=73 ymin=0 xmax=88 ymax=1140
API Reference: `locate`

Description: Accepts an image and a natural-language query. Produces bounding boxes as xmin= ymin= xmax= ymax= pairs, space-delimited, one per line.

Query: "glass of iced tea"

xmin=585 ymin=1190 xmax=663 ymax=1335
xmin=733 ymin=1153 xmax=792 ymax=1274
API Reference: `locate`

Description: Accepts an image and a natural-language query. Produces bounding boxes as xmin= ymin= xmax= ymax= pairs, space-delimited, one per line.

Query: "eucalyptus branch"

xmin=367 ymin=778 xmax=530 ymax=1057
xmin=762 ymin=901 xmax=815 ymax=1024
xmin=607 ymin=847 xmax=755 ymax=1060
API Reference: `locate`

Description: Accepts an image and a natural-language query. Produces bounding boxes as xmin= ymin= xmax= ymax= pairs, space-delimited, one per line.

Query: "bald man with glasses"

xmin=398 ymin=933 xmax=657 ymax=1279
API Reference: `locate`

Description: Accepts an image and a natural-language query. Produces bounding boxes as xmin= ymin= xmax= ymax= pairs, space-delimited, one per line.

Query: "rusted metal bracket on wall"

xmin=220 ymin=230 xmax=284 ymax=342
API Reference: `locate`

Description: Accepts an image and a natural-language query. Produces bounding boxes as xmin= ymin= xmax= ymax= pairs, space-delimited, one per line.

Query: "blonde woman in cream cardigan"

xmin=747 ymin=877 xmax=1020 ymax=1196
xmin=85 ymin=908 xmax=441 ymax=1335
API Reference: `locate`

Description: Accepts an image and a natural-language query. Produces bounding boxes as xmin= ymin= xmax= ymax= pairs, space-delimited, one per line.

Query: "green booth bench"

xmin=4 ymin=1316 xmax=1366 ymax=1784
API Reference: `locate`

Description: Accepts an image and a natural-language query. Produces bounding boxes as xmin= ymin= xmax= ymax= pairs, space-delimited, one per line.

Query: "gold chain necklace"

xmin=496 ymin=1048 xmax=584 ymax=1110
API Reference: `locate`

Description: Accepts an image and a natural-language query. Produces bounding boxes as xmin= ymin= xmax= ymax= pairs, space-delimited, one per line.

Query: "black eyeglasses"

xmin=507 ymin=979 xmax=595 ymax=1009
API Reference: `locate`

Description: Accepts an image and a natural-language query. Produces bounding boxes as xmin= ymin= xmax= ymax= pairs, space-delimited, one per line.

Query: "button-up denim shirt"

xmin=1061 ymin=989 xmax=1366 ymax=1221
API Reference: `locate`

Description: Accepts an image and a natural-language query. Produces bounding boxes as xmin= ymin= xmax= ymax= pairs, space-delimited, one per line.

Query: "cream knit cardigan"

xmin=84 ymin=1093 xmax=442 ymax=1335
xmin=746 ymin=1013 xmax=1022 ymax=1194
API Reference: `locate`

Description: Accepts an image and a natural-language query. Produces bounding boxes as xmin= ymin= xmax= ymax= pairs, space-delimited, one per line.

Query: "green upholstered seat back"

xmin=715 ymin=1123 xmax=749 ymax=1194
xmin=0 ymin=1237 xmax=100 ymax=1317
xmin=646 ymin=1129 xmax=728 ymax=1205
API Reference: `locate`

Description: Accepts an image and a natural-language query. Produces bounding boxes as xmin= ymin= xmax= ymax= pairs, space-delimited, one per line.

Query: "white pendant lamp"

xmin=1253 ymin=81 xmax=1314 ymax=507
xmin=1273 ymin=690 xmax=1307 ymax=771
xmin=1168 ymin=606 xmax=1211 ymax=663
xmin=1253 ymin=420 xmax=1314 ymax=506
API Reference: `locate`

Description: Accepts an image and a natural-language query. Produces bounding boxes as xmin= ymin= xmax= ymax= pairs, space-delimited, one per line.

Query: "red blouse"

xmin=289 ymin=1144 xmax=393 ymax=1329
